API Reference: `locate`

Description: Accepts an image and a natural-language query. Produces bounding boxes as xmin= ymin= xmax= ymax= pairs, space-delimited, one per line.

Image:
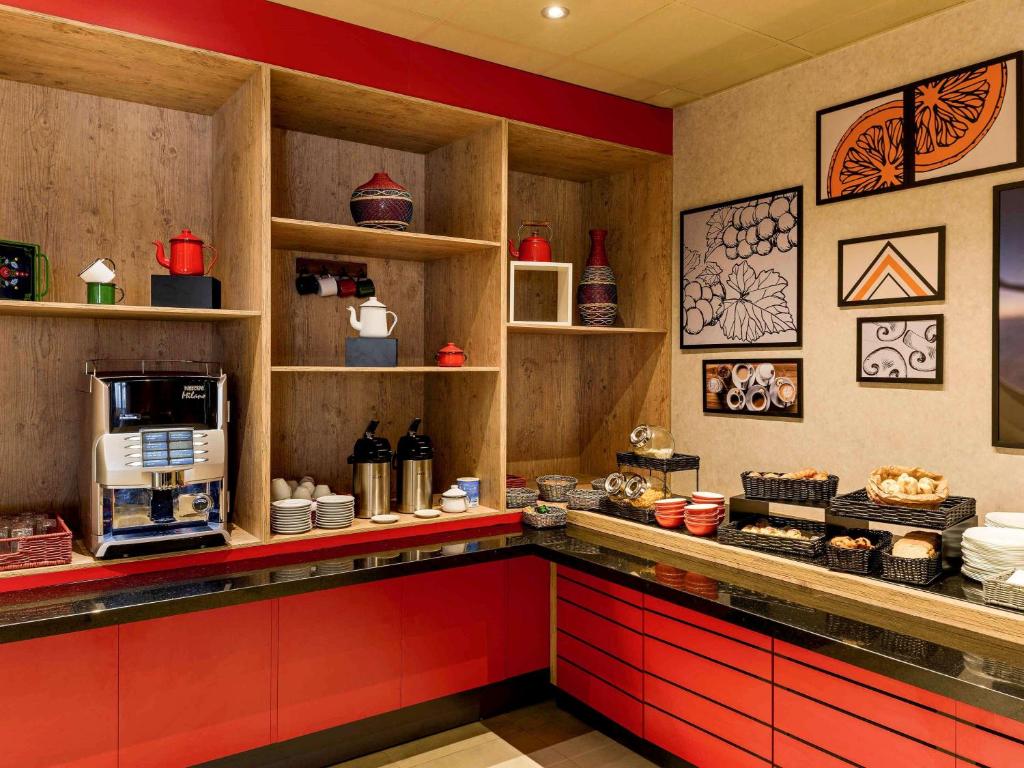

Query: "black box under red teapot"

xmin=151 ymin=275 xmax=221 ymax=309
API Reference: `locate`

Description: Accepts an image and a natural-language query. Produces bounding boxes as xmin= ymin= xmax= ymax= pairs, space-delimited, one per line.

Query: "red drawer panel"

xmin=557 ymin=599 xmax=642 ymax=668
xmin=774 ymin=687 xmax=954 ymax=768
xmin=557 ymin=575 xmax=643 ymax=631
xmin=644 ymin=636 xmax=771 ymax=722
xmin=775 ymin=656 xmax=954 ymax=751
xmin=644 ymin=610 xmax=770 ymax=679
xmin=558 ymin=565 xmax=642 ymax=606
xmin=558 ymin=631 xmax=643 ymax=698
xmin=644 ymin=675 xmax=771 ymax=759
xmin=644 ymin=593 xmax=771 ymax=650
xmin=956 ymin=721 xmax=1024 ymax=768
xmin=774 ymin=732 xmax=857 ymax=768
xmin=506 ymin=556 xmax=551 ymax=678
xmin=775 ymin=640 xmax=955 ymax=715
xmin=557 ymin=658 xmax=643 ymax=735
xmin=644 ymin=704 xmax=769 ymax=768
xmin=957 ymin=700 xmax=1024 ymax=742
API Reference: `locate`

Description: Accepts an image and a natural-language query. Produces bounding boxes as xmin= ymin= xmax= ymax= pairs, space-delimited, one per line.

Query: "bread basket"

xmin=866 ymin=466 xmax=948 ymax=508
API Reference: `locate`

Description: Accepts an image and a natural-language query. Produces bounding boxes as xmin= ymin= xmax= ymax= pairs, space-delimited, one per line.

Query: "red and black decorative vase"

xmin=350 ymin=172 xmax=414 ymax=231
xmin=577 ymin=229 xmax=618 ymax=326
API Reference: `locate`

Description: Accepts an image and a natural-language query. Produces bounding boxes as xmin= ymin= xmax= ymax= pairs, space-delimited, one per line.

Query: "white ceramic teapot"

xmin=347 ymin=297 xmax=398 ymax=338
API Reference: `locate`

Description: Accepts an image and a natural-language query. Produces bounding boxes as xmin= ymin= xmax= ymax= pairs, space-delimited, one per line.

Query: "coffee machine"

xmin=80 ymin=360 xmax=230 ymax=558
xmin=348 ymin=420 xmax=391 ymax=518
xmin=395 ymin=418 xmax=433 ymax=513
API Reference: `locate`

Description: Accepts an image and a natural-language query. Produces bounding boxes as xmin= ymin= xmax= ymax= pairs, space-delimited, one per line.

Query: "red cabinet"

xmin=0 ymin=627 xmax=118 ymax=768
xmin=277 ymin=580 xmax=403 ymax=741
xmin=118 ymin=602 xmax=274 ymax=768
xmin=400 ymin=561 xmax=508 ymax=707
xmin=505 ymin=556 xmax=551 ymax=678
xmin=557 ymin=657 xmax=643 ymax=735
xmin=644 ymin=704 xmax=769 ymax=768
xmin=774 ymin=731 xmax=857 ymax=767
xmin=956 ymin=701 xmax=1024 ymax=768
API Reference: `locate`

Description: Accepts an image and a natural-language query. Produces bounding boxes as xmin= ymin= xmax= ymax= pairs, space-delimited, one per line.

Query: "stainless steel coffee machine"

xmin=80 ymin=360 xmax=230 ymax=558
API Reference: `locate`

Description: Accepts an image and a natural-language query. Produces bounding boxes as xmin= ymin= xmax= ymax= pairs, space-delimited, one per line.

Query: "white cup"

xmin=316 ymin=276 xmax=338 ymax=296
xmin=726 ymin=388 xmax=745 ymax=411
xmin=271 ymin=478 xmax=291 ymax=501
xmin=312 ymin=484 xmax=332 ymax=499
xmin=731 ymin=363 xmax=753 ymax=390
xmin=754 ymin=362 xmax=775 ymax=386
xmin=286 ymin=479 xmax=299 ymax=490
xmin=292 ymin=486 xmax=313 ymax=500
xmin=745 ymin=385 xmax=770 ymax=412
xmin=79 ymin=258 xmax=116 ymax=284
xmin=771 ymin=377 xmax=797 ymax=407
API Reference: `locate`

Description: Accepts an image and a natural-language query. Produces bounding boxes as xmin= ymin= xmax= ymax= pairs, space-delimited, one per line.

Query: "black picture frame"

xmin=837 ymin=226 xmax=946 ymax=307
xmin=817 ymin=51 xmax=1024 ymax=206
xmin=856 ymin=314 xmax=943 ymax=384
xmin=702 ymin=357 xmax=803 ymax=419
xmin=993 ymin=180 xmax=1024 ymax=447
xmin=679 ymin=186 xmax=803 ymax=350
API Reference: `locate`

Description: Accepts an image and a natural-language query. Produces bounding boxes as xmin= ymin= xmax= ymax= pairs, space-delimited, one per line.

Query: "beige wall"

xmin=672 ymin=0 xmax=1024 ymax=516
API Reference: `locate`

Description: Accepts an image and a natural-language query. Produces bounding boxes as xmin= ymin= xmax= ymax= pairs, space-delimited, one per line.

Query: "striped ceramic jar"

xmin=350 ymin=172 xmax=413 ymax=231
xmin=577 ymin=229 xmax=618 ymax=326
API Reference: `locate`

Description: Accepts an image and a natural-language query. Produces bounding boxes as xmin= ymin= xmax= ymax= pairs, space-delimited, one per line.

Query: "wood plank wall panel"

xmin=271 ymin=371 xmax=424 ymax=495
xmin=270 ymin=128 xmax=426 ymax=233
xmin=0 ymin=318 xmax=219 ymax=525
xmin=425 ymin=123 xmax=504 ymax=243
xmin=213 ymin=68 xmax=272 ymax=538
xmin=0 ymin=77 xmax=213 ymax=305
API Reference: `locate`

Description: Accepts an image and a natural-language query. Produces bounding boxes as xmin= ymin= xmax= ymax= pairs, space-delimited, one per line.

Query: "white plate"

xmin=964 ymin=527 xmax=1024 ymax=545
xmin=414 ymin=509 xmax=441 ymax=519
xmin=986 ymin=512 xmax=1024 ymax=529
xmin=371 ymin=514 xmax=400 ymax=524
xmin=271 ymin=498 xmax=312 ymax=509
xmin=318 ymin=494 xmax=355 ymax=504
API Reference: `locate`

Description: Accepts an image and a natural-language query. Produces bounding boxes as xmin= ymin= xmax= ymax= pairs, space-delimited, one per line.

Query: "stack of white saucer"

xmin=986 ymin=512 xmax=1024 ymax=530
xmin=271 ymin=498 xmax=313 ymax=535
xmin=961 ymin=526 xmax=1024 ymax=581
xmin=315 ymin=495 xmax=355 ymax=529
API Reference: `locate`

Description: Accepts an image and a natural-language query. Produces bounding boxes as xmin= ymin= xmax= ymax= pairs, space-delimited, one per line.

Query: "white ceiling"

xmin=271 ymin=0 xmax=968 ymax=107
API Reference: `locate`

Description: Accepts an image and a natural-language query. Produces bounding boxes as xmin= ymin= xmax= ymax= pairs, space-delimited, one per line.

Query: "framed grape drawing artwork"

xmin=817 ymin=51 xmax=1023 ymax=205
xmin=680 ymin=186 xmax=802 ymax=350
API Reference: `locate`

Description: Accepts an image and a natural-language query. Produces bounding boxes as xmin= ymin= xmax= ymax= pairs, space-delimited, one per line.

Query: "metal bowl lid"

xmin=442 ymin=485 xmax=467 ymax=498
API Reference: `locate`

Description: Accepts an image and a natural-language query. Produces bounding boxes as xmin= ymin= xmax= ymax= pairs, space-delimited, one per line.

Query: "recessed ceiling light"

xmin=541 ymin=5 xmax=569 ymax=20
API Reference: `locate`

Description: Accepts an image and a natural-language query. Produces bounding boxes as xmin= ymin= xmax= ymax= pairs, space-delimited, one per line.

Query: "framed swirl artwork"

xmin=857 ymin=315 xmax=943 ymax=384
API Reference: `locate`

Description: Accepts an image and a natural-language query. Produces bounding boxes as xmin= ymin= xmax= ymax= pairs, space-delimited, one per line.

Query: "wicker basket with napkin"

xmin=866 ymin=465 xmax=948 ymax=508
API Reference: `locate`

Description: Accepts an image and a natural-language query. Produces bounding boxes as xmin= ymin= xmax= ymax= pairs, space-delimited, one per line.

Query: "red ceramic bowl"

xmin=684 ymin=503 xmax=719 ymax=515
xmin=692 ymin=491 xmax=725 ymax=505
xmin=655 ymin=513 xmax=686 ymax=529
xmin=685 ymin=518 xmax=719 ymax=536
xmin=654 ymin=498 xmax=687 ymax=511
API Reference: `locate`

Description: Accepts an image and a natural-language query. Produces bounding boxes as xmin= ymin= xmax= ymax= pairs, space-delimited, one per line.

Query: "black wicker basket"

xmin=880 ymin=546 xmax=943 ymax=586
xmin=741 ymin=471 xmax=838 ymax=505
xmin=718 ymin=515 xmax=827 ymax=558
xmin=825 ymin=529 xmax=893 ymax=574
xmin=828 ymin=489 xmax=976 ymax=530
xmin=616 ymin=451 xmax=700 ymax=473
xmin=599 ymin=496 xmax=656 ymax=524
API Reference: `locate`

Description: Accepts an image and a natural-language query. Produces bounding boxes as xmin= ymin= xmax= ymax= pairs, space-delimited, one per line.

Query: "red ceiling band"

xmin=5 ymin=0 xmax=672 ymax=154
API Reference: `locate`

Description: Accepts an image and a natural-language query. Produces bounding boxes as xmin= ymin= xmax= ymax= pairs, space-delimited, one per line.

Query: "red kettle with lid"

xmin=154 ymin=229 xmax=218 ymax=276
xmin=508 ymin=221 xmax=552 ymax=262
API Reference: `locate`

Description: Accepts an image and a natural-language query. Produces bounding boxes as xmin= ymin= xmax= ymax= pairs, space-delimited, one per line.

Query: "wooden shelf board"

xmin=271 ymin=218 xmax=500 ymax=261
xmin=271 ymin=67 xmax=500 ymax=153
xmin=0 ymin=301 xmax=261 ymax=322
xmin=507 ymin=322 xmax=667 ymax=336
xmin=268 ymin=505 xmax=507 ymax=543
xmin=507 ymin=121 xmax=669 ymax=182
xmin=0 ymin=6 xmax=258 ymax=114
xmin=0 ymin=525 xmax=261 ymax=581
xmin=272 ymin=366 xmax=500 ymax=374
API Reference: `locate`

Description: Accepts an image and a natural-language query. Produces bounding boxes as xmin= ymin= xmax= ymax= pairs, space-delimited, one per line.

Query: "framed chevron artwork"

xmin=838 ymin=226 xmax=945 ymax=307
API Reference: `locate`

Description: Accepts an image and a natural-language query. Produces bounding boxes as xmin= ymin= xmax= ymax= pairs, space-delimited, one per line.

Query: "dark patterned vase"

xmin=577 ymin=229 xmax=618 ymax=326
xmin=350 ymin=172 xmax=413 ymax=231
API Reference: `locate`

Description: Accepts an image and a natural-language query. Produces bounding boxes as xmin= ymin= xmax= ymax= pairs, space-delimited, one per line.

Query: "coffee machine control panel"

xmin=139 ymin=428 xmax=195 ymax=467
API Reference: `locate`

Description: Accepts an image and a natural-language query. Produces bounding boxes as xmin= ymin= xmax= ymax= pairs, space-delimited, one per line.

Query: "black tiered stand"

xmin=599 ymin=452 xmax=701 ymax=524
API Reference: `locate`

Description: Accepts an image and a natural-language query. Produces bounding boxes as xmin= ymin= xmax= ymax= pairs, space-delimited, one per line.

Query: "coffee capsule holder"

xmin=294 ymin=256 xmax=371 ymax=296
xmin=599 ymin=451 xmax=701 ymax=524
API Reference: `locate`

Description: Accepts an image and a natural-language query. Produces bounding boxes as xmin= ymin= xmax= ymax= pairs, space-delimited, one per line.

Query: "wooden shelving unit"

xmin=0 ymin=5 xmax=671 ymax=564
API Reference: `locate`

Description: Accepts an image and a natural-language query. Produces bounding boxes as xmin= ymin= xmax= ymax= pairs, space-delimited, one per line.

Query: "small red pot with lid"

xmin=435 ymin=342 xmax=467 ymax=367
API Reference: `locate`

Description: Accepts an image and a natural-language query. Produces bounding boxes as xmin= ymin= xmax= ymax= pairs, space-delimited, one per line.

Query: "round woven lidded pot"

xmin=350 ymin=172 xmax=413 ymax=231
xmin=577 ymin=229 xmax=618 ymax=326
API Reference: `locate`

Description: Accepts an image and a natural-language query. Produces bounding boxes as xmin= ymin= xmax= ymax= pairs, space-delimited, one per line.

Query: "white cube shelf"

xmin=508 ymin=260 xmax=573 ymax=327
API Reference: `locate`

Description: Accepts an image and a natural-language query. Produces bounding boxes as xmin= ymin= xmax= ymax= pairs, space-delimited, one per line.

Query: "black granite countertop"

xmin=1 ymin=522 xmax=1022 ymax=723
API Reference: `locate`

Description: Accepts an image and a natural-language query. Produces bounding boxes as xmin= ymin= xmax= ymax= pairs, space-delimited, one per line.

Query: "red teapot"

xmin=508 ymin=221 xmax=552 ymax=262
xmin=154 ymin=229 xmax=218 ymax=276
xmin=435 ymin=342 xmax=467 ymax=368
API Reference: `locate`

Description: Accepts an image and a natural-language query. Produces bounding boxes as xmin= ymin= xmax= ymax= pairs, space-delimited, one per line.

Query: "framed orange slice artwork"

xmin=817 ymin=51 xmax=1023 ymax=205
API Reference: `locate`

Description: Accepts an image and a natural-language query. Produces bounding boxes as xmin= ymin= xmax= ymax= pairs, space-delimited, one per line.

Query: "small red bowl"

xmin=692 ymin=491 xmax=725 ymax=505
xmin=685 ymin=519 xmax=719 ymax=536
xmin=655 ymin=513 xmax=686 ymax=529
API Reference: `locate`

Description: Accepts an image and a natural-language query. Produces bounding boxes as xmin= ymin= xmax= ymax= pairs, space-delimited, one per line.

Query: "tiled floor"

xmin=332 ymin=702 xmax=657 ymax=768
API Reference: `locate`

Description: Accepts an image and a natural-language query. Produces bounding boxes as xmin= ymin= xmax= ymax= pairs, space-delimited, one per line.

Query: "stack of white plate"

xmin=961 ymin=527 xmax=1024 ymax=581
xmin=986 ymin=512 xmax=1024 ymax=529
xmin=315 ymin=494 xmax=355 ymax=529
xmin=317 ymin=559 xmax=355 ymax=575
xmin=271 ymin=498 xmax=313 ymax=535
